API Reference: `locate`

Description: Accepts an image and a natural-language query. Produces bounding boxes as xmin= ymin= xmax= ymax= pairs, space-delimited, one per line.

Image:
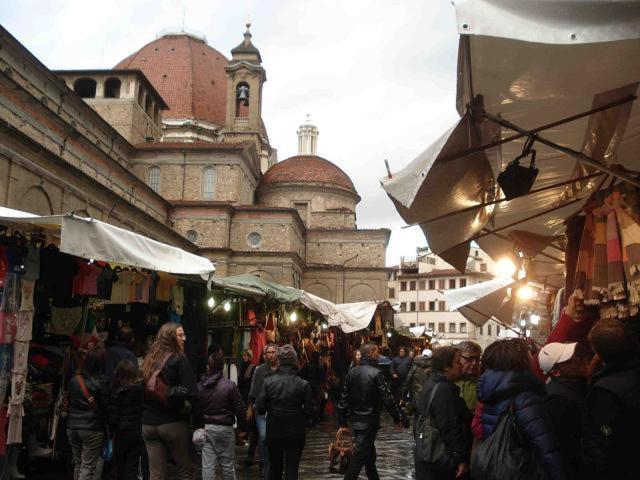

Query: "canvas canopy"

xmin=207 ymin=273 xmax=380 ymax=333
xmin=382 ymin=1 xmax=640 ymax=291
xmin=443 ymin=277 xmax=516 ymax=327
xmin=0 ymin=206 xmax=215 ymax=276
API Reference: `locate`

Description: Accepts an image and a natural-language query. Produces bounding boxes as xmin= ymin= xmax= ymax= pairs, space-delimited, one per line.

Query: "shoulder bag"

xmin=145 ymin=353 xmax=172 ymax=405
xmin=470 ymin=401 xmax=543 ymax=480
xmin=414 ymin=383 xmax=456 ymax=469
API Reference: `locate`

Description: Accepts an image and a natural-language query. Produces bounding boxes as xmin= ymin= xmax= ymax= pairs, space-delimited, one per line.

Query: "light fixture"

xmin=207 ymin=297 xmax=215 ymax=309
xmin=520 ymin=319 xmax=527 ymax=327
xmin=529 ymin=313 xmax=540 ymax=325
xmin=497 ymin=136 xmax=539 ymax=200
xmin=496 ymin=258 xmax=517 ymax=278
xmin=321 ymin=322 xmax=328 ymax=330
xmin=289 ymin=312 xmax=298 ymax=322
xmin=223 ymin=302 xmax=231 ymax=312
xmin=517 ymin=284 xmax=535 ymax=301
xmin=386 ymin=331 xmax=393 ymax=338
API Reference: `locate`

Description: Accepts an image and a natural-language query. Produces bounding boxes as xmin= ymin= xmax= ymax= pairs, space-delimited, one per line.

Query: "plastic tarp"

xmin=207 ymin=273 xmax=380 ymax=333
xmin=443 ymin=277 xmax=516 ymax=327
xmin=0 ymin=207 xmax=215 ymax=275
xmin=382 ymin=1 xmax=640 ymax=293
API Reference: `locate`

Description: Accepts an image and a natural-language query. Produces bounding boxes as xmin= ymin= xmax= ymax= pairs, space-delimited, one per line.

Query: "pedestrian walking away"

xmin=338 ymin=342 xmax=407 ymax=480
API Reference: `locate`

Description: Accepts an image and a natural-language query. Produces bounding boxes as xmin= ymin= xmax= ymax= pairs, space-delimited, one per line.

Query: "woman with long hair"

xmin=67 ymin=347 xmax=109 ymax=480
xmin=109 ymin=359 xmax=144 ymax=480
xmin=141 ymin=322 xmax=197 ymax=480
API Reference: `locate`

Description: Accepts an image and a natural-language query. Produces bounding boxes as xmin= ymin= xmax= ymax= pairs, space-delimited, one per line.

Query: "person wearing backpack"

xmin=67 ymin=346 xmax=110 ymax=480
xmin=413 ymin=346 xmax=471 ymax=480
xmin=474 ymin=339 xmax=563 ymax=480
xmin=141 ymin=322 xmax=198 ymax=480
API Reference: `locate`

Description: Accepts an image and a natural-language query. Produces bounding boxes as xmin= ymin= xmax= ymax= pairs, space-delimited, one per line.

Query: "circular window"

xmin=247 ymin=232 xmax=262 ymax=248
xmin=186 ymin=230 xmax=198 ymax=242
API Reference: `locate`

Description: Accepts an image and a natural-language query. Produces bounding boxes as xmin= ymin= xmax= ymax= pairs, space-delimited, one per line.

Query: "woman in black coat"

xmin=256 ymin=344 xmax=313 ymax=480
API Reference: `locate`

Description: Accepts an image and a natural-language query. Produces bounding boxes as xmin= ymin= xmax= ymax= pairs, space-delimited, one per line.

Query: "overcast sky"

xmin=1 ymin=0 xmax=461 ymax=265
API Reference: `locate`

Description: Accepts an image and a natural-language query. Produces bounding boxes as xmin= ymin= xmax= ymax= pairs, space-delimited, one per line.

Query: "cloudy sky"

xmin=1 ymin=0 xmax=461 ymax=265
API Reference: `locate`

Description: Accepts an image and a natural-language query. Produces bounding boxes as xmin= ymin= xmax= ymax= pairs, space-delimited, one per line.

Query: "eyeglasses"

xmin=177 ymin=333 xmax=186 ymax=338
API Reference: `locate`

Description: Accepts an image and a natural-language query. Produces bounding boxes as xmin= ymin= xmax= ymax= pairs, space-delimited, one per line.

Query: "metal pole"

xmin=482 ymin=110 xmax=640 ymax=189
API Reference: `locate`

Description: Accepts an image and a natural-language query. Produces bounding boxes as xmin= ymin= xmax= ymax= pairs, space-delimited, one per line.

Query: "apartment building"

xmin=389 ymin=246 xmax=503 ymax=350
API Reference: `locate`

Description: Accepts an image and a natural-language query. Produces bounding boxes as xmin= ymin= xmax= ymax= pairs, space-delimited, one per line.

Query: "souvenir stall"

xmin=381 ymin=3 xmax=640 ymax=340
xmin=0 ymin=207 xmax=215 ymax=474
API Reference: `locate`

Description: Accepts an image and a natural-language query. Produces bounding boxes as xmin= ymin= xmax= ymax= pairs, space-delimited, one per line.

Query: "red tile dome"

xmin=260 ymin=155 xmax=357 ymax=194
xmin=115 ymin=33 xmax=229 ymax=126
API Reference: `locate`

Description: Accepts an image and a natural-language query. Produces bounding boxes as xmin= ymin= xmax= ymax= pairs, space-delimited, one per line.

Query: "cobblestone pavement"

xmin=235 ymin=416 xmax=416 ymax=480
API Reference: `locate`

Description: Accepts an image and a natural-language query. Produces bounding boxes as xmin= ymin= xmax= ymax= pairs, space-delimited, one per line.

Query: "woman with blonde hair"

xmin=141 ymin=322 xmax=197 ymax=480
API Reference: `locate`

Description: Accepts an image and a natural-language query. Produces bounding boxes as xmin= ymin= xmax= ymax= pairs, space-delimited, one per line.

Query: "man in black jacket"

xmin=582 ymin=319 xmax=640 ymax=480
xmin=338 ymin=342 xmax=405 ymax=480
xmin=105 ymin=326 xmax=138 ymax=382
xmin=414 ymin=346 xmax=470 ymax=480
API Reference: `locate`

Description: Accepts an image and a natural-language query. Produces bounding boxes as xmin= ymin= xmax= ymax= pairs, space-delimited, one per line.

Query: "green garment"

xmin=455 ymin=377 xmax=478 ymax=412
xmin=401 ymin=356 xmax=431 ymax=413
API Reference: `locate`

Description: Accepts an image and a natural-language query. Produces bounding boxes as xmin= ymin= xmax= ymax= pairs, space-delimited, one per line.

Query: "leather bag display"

xmin=470 ymin=401 xmax=543 ymax=480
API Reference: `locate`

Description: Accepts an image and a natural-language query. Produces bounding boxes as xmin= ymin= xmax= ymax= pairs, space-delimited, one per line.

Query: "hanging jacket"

xmin=477 ymin=369 xmax=563 ymax=480
xmin=581 ymin=357 xmax=640 ymax=480
xmin=108 ymin=382 xmax=144 ymax=433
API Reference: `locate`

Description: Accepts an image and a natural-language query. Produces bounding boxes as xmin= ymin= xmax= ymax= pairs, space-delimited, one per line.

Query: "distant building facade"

xmin=389 ymin=247 xmax=502 ymax=350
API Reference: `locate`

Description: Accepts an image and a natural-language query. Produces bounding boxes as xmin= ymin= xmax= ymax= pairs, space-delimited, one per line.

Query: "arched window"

xmin=73 ymin=78 xmax=97 ymax=98
xmin=235 ymin=82 xmax=250 ymax=118
xmin=104 ymin=78 xmax=121 ymax=98
xmin=202 ymin=166 xmax=216 ymax=200
xmin=148 ymin=166 xmax=161 ymax=193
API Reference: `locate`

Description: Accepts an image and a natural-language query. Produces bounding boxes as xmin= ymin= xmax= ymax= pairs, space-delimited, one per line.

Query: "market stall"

xmin=0 ymin=207 xmax=215 ymax=471
xmin=382 ymin=1 xmax=640 ymax=334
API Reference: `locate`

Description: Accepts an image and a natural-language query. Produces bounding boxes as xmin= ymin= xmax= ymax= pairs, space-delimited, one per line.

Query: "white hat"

xmin=421 ymin=349 xmax=433 ymax=358
xmin=538 ymin=342 xmax=577 ymax=374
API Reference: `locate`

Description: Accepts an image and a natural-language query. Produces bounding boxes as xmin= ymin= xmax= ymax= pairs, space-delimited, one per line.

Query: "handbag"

xmin=145 ymin=353 xmax=172 ymax=405
xmin=414 ymin=383 xmax=456 ymax=469
xmin=470 ymin=401 xmax=543 ymax=480
xmin=328 ymin=427 xmax=354 ymax=474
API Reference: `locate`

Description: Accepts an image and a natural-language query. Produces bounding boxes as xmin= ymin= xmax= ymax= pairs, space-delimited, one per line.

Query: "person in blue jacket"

xmin=476 ymin=339 xmax=564 ymax=480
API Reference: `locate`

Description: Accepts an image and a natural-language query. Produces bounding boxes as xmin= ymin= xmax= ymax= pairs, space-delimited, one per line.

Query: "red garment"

xmin=72 ymin=261 xmax=100 ymax=296
xmin=0 ymin=246 xmax=8 ymax=290
xmin=249 ymin=327 xmax=266 ymax=366
xmin=532 ymin=311 xmax=595 ymax=382
xmin=471 ymin=401 xmax=484 ymax=440
xmin=0 ymin=312 xmax=16 ymax=344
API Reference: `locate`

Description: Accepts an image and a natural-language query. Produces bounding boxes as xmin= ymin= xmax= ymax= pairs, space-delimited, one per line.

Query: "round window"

xmin=186 ymin=230 xmax=198 ymax=242
xmin=247 ymin=232 xmax=262 ymax=248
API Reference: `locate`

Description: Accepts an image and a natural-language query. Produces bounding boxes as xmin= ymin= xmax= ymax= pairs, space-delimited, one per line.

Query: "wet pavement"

xmin=234 ymin=416 xmax=416 ymax=480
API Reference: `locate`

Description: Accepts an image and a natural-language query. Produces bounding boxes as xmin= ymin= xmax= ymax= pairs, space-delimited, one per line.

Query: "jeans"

xmin=142 ymin=421 xmax=195 ymax=480
xmin=255 ymin=414 xmax=269 ymax=474
xmin=267 ymin=439 xmax=304 ymax=480
xmin=202 ymin=424 xmax=236 ymax=480
xmin=67 ymin=429 xmax=104 ymax=480
xmin=343 ymin=427 xmax=379 ymax=480
xmin=114 ymin=430 xmax=144 ymax=480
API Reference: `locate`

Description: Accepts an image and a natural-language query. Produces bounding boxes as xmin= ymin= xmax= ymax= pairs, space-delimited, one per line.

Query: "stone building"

xmin=0 ymin=24 xmax=390 ymax=302
xmin=389 ymin=247 xmax=502 ymax=350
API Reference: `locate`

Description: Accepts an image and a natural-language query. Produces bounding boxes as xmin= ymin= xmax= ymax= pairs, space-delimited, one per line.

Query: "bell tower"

xmin=224 ymin=23 xmax=266 ymax=130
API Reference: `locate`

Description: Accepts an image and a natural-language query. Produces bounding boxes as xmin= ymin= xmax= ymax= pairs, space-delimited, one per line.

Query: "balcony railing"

xmin=234 ymin=117 xmax=249 ymax=126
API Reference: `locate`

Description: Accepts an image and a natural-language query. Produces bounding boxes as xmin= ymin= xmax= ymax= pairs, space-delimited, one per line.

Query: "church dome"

xmin=259 ymin=155 xmax=358 ymax=195
xmin=115 ymin=32 xmax=229 ymax=126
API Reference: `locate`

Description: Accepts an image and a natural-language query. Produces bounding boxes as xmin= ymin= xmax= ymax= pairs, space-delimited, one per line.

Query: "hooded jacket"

xmin=108 ymin=382 xmax=144 ymax=433
xmin=401 ymin=355 xmax=431 ymax=407
xmin=582 ymin=357 xmax=640 ymax=480
xmin=67 ymin=374 xmax=109 ymax=431
xmin=477 ymin=369 xmax=563 ymax=480
xmin=197 ymin=372 xmax=245 ymax=427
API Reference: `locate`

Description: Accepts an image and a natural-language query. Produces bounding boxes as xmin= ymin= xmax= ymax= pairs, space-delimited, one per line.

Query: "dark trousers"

xmin=114 ymin=430 xmax=143 ymax=480
xmin=343 ymin=427 xmax=378 ymax=480
xmin=267 ymin=438 xmax=304 ymax=480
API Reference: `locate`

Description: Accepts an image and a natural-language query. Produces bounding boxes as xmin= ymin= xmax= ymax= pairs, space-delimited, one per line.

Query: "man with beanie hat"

xmin=256 ymin=344 xmax=313 ymax=480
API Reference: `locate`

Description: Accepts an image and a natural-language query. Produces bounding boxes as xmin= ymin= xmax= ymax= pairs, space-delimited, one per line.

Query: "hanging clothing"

xmin=49 ymin=306 xmax=83 ymax=335
xmin=0 ymin=272 xmax=21 ymax=312
xmin=19 ymin=279 xmax=34 ymax=312
xmin=96 ymin=266 xmax=117 ymax=300
xmin=249 ymin=328 xmax=266 ymax=366
xmin=15 ymin=310 xmax=33 ymax=342
xmin=170 ymin=284 xmax=184 ymax=315
xmin=72 ymin=261 xmax=100 ymax=296
xmin=156 ymin=272 xmax=176 ymax=302
xmin=23 ymin=243 xmax=40 ymax=281
xmin=0 ymin=312 xmax=16 ymax=344
xmin=110 ymin=270 xmax=133 ymax=304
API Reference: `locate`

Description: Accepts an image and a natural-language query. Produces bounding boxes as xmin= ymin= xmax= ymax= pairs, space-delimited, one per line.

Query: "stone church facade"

xmin=0 ymin=25 xmax=390 ymax=302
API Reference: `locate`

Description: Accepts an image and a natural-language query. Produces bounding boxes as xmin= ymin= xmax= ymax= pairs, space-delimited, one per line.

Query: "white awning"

xmin=0 ymin=207 xmax=215 ymax=276
xmin=382 ymin=1 xmax=640 ymax=290
xmin=443 ymin=277 xmax=516 ymax=327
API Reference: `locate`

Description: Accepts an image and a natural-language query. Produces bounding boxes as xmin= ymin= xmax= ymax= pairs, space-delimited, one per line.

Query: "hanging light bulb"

xmin=517 ymin=284 xmax=535 ymax=301
xmin=321 ymin=322 xmax=328 ymax=330
xmin=520 ymin=319 xmax=527 ymax=327
xmin=223 ymin=302 xmax=231 ymax=312
xmin=529 ymin=313 xmax=540 ymax=325
xmin=290 ymin=312 xmax=298 ymax=322
xmin=386 ymin=331 xmax=393 ymax=338
xmin=207 ymin=297 xmax=215 ymax=309
xmin=496 ymin=257 xmax=517 ymax=278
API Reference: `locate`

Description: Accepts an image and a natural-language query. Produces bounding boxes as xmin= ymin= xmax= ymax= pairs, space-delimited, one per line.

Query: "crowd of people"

xmin=64 ymin=294 xmax=640 ymax=480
